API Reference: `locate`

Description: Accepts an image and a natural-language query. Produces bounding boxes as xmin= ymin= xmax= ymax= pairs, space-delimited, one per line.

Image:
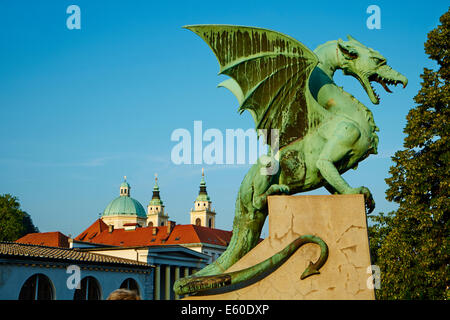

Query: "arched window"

xmin=148 ymin=221 xmax=153 ymax=227
xmin=120 ymin=278 xmax=140 ymax=296
xmin=195 ymin=218 xmax=201 ymax=226
xmin=19 ymin=274 xmax=54 ymax=300
xmin=208 ymin=218 xmax=212 ymax=228
xmin=73 ymin=276 xmax=101 ymax=300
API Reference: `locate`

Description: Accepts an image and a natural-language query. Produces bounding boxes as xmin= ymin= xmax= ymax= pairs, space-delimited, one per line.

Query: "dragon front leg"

xmin=188 ymin=163 xmax=280 ymax=279
xmin=316 ymin=122 xmax=375 ymax=213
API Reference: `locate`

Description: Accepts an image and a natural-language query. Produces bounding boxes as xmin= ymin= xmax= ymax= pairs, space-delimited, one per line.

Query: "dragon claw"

xmin=267 ymin=184 xmax=290 ymax=196
xmin=358 ymin=186 xmax=375 ymax=214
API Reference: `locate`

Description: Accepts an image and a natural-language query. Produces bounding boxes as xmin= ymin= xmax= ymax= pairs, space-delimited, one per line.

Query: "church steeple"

xmin=190 ymin=168 xmax=216 ymax=228
xmin=147 ymin=174 xmax=169 ymax=227
xmin=149 ymin=174 xmax=163 ymax=206
xmin=196 ymin=168 xmax=210 ymax=202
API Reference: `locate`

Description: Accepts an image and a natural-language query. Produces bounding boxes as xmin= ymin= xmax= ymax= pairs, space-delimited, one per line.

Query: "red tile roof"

xmin=74 ymin=220 xmax=233 ymax=248
xmin=16 ymin=231 xmax=70 ymax=248
xmin=74 ymin=219 xmax=109 ymax=242
xmin=1 ymin=242 xmax=150 ymax=269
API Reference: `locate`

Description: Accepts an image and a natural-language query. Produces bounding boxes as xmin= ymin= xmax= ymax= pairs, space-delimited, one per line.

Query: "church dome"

xmin=103 ymin=196 xmax=147 ymax=218
xmin=102 ymin=177 xmax=146 ymax=218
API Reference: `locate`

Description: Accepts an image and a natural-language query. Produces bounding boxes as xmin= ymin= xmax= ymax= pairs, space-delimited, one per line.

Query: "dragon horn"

xmin=347 ymin=35 xmax=364 ymax=46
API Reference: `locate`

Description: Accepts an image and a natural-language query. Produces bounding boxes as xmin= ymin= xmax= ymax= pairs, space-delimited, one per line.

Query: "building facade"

xmin=86 ymin=171 xmax=232 ymax=264
xmin=0 ymin=242 xmax=153 ymax=300
xmin=73 ymin=244 xmax=209 ymax=300
xmin=7 ymin=170 xmax=234 ymax=300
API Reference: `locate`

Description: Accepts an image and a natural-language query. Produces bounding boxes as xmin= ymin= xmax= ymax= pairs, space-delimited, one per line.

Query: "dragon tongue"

xmin=379 ymin=79 xmax=392 ymax=93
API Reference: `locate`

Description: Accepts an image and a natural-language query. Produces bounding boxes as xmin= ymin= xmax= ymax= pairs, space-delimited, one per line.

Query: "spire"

xmin=200 ymin=168 xmax=206 ymax=186
xmin=196 ymin=168 xmax=210 ymax=202
xmin=149 ymin=173 xmax=163 ymax=206
xmin=153 ymin=173 xmax=159 ymax=191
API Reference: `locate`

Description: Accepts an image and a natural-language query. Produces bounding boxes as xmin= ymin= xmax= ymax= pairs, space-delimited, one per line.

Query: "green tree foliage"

xmin=369 ymin=9 xmax=449 ymax=299
xmin=0 ymin=194 xmax=39 ymax=241
xmin=368 ymin=212 xmax=394 ymax=265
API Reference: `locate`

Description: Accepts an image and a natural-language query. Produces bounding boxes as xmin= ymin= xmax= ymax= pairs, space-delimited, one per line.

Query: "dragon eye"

xmin=372 ymin=57 xmax=385 ymax=64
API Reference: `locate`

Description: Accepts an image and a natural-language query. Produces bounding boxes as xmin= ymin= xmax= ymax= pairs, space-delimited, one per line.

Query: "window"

xmin=195 ymin=218 xmax=201 ymax=226
xmin=73 ymin=276 xmax=101 ymax=300
xmin=120 ymin=278 xmax=140 ymax=297
xmin=19 ymin=274 xmax=54 ymax=300
xmin=208 ymin=218 xmax=212 ymax=228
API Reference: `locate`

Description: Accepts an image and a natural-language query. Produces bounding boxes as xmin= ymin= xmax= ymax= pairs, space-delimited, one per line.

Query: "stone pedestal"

xmin=186 ymin=194 xmax=375 ymax=300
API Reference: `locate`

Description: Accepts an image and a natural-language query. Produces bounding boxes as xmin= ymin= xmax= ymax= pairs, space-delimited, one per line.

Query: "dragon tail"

xmin=173 ymin=234 xmax=328 ymax=296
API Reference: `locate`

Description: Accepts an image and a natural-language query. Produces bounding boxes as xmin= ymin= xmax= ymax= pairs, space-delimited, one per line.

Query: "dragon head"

xmin=337 ymin=35 xmax=408 ymax=104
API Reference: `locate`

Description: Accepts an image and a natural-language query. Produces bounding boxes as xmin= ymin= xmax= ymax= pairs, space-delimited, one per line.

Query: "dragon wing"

xmin=185 ymin=24 xmax=326 ymax=148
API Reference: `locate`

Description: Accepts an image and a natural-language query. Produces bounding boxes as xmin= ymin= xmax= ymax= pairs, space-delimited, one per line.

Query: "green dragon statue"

xmin=174 ymin=25 xmax=407 ymax=296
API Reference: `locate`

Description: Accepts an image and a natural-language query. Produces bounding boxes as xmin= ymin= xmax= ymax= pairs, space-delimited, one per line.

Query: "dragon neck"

xmin=314 ymin=40 xmax=341 ymax=79
xmin=313 ymin=41 xmax=379 ymax=155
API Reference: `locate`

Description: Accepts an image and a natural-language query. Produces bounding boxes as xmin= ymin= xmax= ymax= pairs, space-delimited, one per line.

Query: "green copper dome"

xmin=103 ymin=177 xmax=146 ymax=218
xmin=103 ymin=196 xmax=147 ymax=218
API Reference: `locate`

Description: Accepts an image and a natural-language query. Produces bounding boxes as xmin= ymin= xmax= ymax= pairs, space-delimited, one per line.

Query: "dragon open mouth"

xmin=367 ymin=73 xmax=406 ymax=102
xmin=357 ymin=68 xmax=407 ymax=105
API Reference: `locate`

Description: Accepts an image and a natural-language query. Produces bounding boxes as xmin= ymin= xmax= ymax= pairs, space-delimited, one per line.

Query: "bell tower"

xmin=147 ymin=174 xmax=169 ymax=227
xmin=190 ymin=168 xmax=216 ymax=228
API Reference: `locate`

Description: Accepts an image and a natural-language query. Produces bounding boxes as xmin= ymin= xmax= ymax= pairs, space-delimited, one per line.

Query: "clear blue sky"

xmin=0 ymin=0 xmax=448 ymax=237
